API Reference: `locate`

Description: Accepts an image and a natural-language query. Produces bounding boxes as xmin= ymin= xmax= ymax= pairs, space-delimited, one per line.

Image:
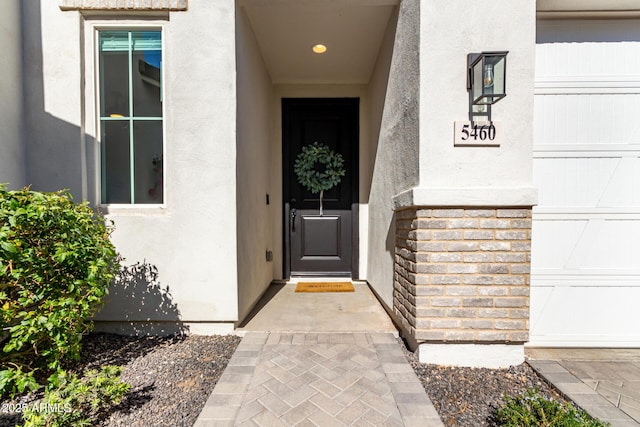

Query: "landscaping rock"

xmin=1 ymin=333 xmax=569 ymax=426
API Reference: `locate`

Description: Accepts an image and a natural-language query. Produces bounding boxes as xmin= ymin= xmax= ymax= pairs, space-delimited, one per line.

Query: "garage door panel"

xmin=534 ymin=157 xmax=640 ymax=207
xmin=533 ymin=19 xmax=640 ymax=347
xmin=533 ymin=219 xmax=640 ymax=271
xmin=598 ymin=157 xmax=640 ymax=206
xmin=531 ymin=220 xmax=588 ymax=269
xmin=530 ymin=286 xmax=640 ymax=346
xmin=534 ymin=94 xmax=640 ymax=145
xmin=537 ymin=20 xmax=640 ymax=77
xmin=576 ymin=220 xmax=640 ymax=270
xmin=536 ymin=41 xmax=640 ymax=76
xmin=533 ymin=157 xmax=626 ymax=207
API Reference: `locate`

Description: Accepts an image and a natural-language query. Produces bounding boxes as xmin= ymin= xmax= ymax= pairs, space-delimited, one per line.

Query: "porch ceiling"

xmin=240 ymin=0 xmax=398 ymax=84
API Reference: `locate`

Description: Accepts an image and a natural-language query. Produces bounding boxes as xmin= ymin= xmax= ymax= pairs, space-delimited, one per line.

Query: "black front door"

xmin=283 ymin=98 xmax=359 ymax=277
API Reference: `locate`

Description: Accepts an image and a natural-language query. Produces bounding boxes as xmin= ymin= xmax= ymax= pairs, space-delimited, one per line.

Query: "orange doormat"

xmin=295 ymin=282 xmax=355 ymax=293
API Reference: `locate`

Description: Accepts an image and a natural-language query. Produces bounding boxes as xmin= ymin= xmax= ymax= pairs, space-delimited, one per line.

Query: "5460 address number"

xmin=454 ymin=121 xmax=501 ymax=147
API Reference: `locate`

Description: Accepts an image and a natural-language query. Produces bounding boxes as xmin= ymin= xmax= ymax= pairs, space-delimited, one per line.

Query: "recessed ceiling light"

xmin=312 ymin=44 xmax=327 ymax=54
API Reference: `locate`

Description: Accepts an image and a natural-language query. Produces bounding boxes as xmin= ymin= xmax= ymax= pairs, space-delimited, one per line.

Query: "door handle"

xmin=290 ymin=208 xmax=297 ymax=232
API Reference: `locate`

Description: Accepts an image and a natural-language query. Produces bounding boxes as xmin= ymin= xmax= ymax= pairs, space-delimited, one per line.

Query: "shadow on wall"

xmin=18 ymin=4 xmax=181 ymax=336
xmin=386 ymin=211 xmax=396 ymax=259
xmin=95 ymin=261 xmax=188 ymax=336
xmin=21 ymin=0 xmax=98 ymax=201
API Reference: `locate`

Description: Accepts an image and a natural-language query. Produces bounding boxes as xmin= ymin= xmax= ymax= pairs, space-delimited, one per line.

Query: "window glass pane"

xmin=99 ymin=30 xmax=163 ymax=205
xmin=102 ymin=121 xmax=131 ymax=204
xmin=132 ymin=32 xmax=162 ymax=117
xmin=492 ymin=56 xmax=506 ymax=96
xmin=133 ymin=121 xmax=163 ymax=204
xmin=472 ymin=61 xmax=483 ymax=104
xmin=131 ymin=31 xmax=162 ymax=53
xmin=100 ymin=31 xmax=130 ymax=52
xmin=100 ymin=53 xmax=130 ymax=117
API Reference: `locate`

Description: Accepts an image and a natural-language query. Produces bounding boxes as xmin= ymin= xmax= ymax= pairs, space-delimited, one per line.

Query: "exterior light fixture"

xmin=467 ymin=51 xmax=508 ymax=121
xmin=312 ymin=44 xmax=327 ymax=54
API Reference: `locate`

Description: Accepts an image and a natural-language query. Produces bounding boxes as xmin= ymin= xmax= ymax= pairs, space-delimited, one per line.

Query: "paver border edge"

xmin=528 ymin=360 xmax=637 ymax=425
xmin=193 ymin=332 xmax=268 ymax=426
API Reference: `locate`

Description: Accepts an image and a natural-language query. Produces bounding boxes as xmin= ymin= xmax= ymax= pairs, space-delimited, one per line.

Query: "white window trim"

xmin=85 ymin=19 xmax=168 ymax=213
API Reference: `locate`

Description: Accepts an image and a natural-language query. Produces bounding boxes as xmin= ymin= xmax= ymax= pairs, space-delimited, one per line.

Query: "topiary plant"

xmin=293 ymin=142 xmax=345 ymax=216
xmin=0 ymin=186 xmax=120 ymax=397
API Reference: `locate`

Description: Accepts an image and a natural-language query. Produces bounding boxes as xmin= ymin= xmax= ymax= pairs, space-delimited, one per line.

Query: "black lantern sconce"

xmin=467 ymin=51 xmax=508 ymax=122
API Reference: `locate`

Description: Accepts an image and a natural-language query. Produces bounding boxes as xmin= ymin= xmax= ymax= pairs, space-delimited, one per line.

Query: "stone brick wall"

xmin=58 ymin=0 xmax=187 ymax=10
xmin=394 ymin=207 xmax=531 ymax=345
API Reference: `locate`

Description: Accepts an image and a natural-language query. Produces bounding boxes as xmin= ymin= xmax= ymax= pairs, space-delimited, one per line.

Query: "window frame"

xmin=90 ymin=21 xmax=167 ymax=210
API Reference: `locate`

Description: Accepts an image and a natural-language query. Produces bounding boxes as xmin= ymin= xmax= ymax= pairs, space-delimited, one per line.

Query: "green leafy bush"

xmin=20 ymin=366 xmax=130 ymax=427
xmin=0 ymin=186 xmax=120 ymax=397
xmin=495 ymin=388 xmax=610 ymax=427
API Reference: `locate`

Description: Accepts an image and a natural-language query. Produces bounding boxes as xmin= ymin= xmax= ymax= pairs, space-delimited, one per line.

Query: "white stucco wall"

xmin=22 ymin=0 xmax=239 ymax=333
xmin=22 ymin=1 xmax=83 ymax=196
xmin=409 ymin=0 xmax=536 ymax=207
xmin=235 ymin=4 xmax=276 ymax=322
xmin=366 ymin=0 xmax=419 ymax=307
xmin=15 ymin=0 xmax=538 ymax=335
xmin=0 ymin=0 xmax=25 ymax=189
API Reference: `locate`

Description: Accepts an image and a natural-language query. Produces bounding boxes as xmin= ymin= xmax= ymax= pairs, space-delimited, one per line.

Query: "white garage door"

xmin=531 ymin=19 xmax=640 ymax=347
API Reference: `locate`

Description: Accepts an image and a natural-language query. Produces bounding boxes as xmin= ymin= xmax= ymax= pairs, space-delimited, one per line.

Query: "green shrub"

xmin=0 ymin=186 xmax=120 ymax=397
xmin=20 ymin=365 xmax=130 ymax=427
xmin=495 ymin=388 xmax=610 ymax=427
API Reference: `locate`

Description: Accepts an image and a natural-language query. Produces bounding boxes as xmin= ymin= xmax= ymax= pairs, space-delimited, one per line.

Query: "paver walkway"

xmin=194 ymin=332 xmax=443 ymax=426
xmin=529 ymin=356 xmax=640 ymax=427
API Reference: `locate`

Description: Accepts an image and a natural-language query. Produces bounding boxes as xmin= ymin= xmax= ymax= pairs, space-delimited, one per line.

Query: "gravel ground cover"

xmin=1 ymin=333 xmax=567 ymax=426
xmin=82 ymin=333 xmax=241 ymax=427
xmin=0 ymin=333 xmax=241 ymax=427
xmin=400 ymin=339 xmax=566 ymax=426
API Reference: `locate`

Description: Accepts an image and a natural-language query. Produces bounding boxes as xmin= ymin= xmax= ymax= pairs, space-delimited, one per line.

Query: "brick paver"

xmin=530 ymin=360 xmax=640 ymax=427
xmin=194 ymin=332 xmax=443 ymax=426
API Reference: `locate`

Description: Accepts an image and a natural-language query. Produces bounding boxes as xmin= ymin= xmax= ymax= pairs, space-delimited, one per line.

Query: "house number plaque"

xmin=454 ymin=121 xmax=502 ymax=147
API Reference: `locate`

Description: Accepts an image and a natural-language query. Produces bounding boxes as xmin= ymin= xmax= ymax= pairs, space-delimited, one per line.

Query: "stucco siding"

xmin=419 ymin=0 xmax=536 ymax=197
xmin=235 ymin=4 xmax=276 ymax=323
xmin=367 ymin=0 xmax=420 ymax=307
xmin=0 ymin=0 xmax=25 ymax=189
xmin=20 ymin=0 xmax=239 ymax=332
xmin=100 ymin=0 xmax=239 ymax=329
xmin=22 ymin=1 xmax=84 ymax=197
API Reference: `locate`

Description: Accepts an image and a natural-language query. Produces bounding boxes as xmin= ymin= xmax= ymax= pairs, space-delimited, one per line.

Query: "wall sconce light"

xmin=467 ymin=51 xmax=508 ymax=122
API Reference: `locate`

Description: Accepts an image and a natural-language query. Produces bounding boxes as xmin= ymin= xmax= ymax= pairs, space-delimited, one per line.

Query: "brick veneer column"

xmin=394 ymin=207 xmax=531 ymax=347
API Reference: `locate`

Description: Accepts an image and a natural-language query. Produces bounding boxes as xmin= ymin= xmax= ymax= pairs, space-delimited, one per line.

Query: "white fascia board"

xmin=537 ymin=0 xmax=640 ymax=18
